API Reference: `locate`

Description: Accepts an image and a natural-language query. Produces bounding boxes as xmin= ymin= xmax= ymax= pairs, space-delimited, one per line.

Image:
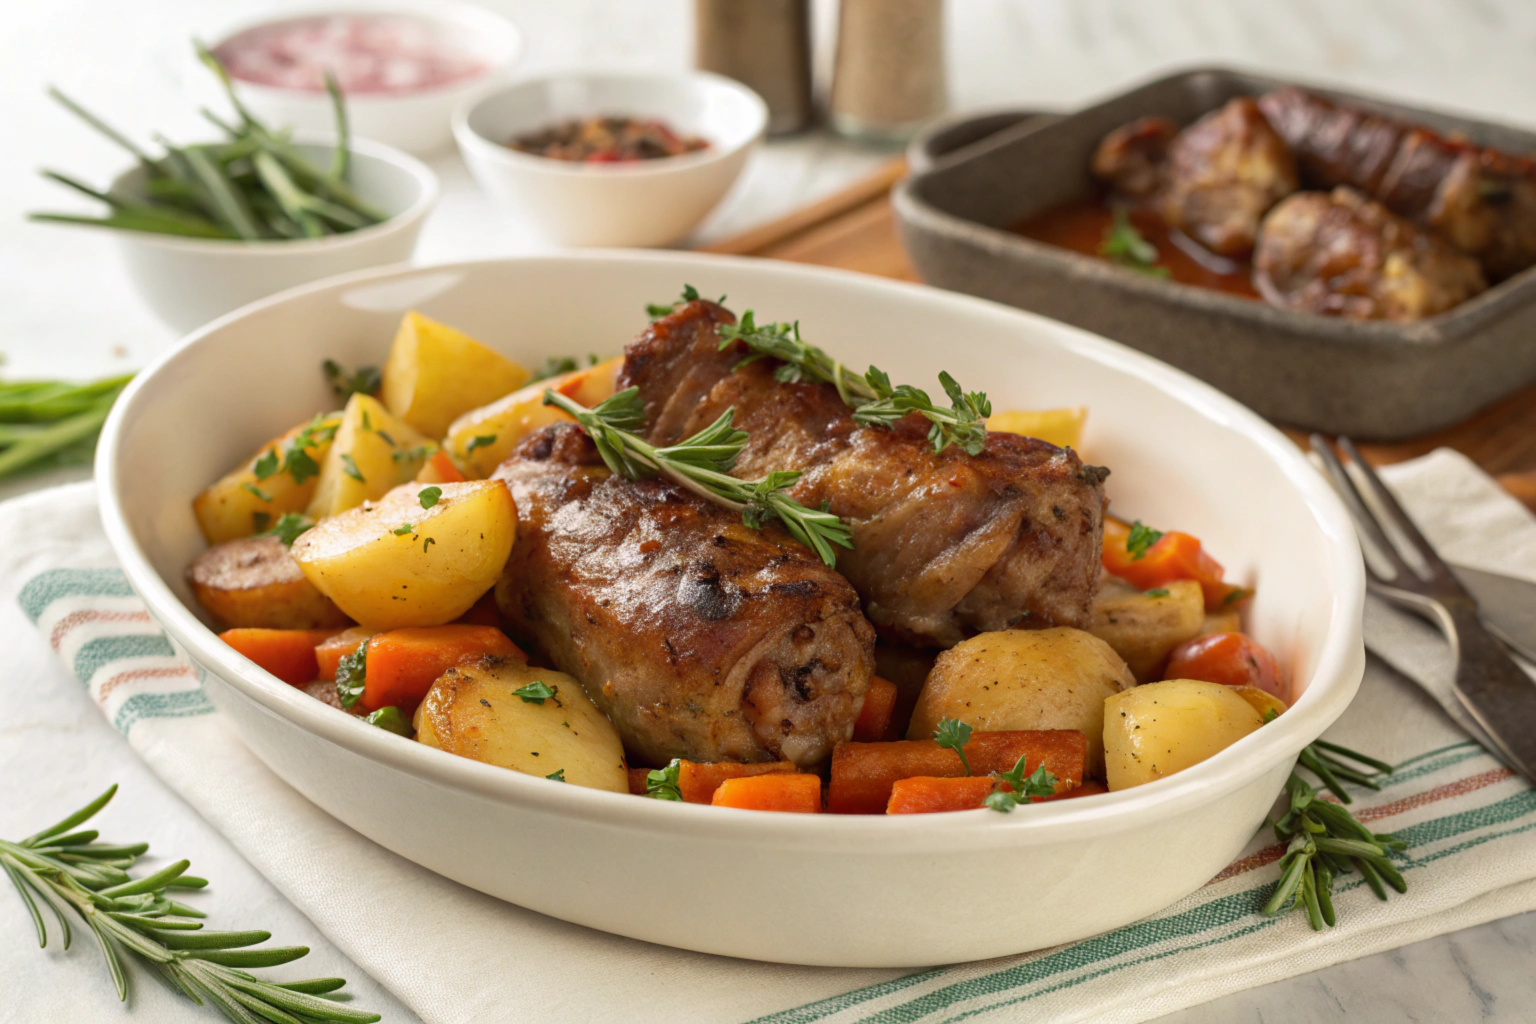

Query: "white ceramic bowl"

xmin=109 ymin=134 xmax=438 ymax=334
xmin=191 ymin=0 xmax=522 ymax=156
xmin=454 ymin=73 xmax=768 ymax=247
xmin=96 ymin=254 xmax=1364 ymax=968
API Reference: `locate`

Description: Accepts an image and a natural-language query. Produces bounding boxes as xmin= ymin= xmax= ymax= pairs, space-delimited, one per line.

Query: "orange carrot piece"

xmin=887 ymin=776 xmax=995 ymax=814
xmin=1166 ymin=632 xmax=1283 ymax=695
xmin=627 ymin=767 xmax=652 ymax=795
xmin=1045 ymin=780 xmax=1108 ymax=801
xmin=711 ymin=773 xmax=822 ymax=813
xmin=828 ymin=731 xmax=1087 ymax=815
xmin=315 ymin=627 xmax=375 ymax=681
xmin=1102 ymin=519 xmax=1228 ymax=609
xmin=417 ymin=449 xmax=467 ymax=484
xmin=362 ymin=625 xmax=525 ymax=713
xmin=454 ymin=591 xmax=502 ymax=627
xmin=678 ymin=760 xmax=796 ymax=804
xmin=221 ymin=628 xmax=344 ymax=687
xmin=852 ymin=676 xmax=899 ymax=742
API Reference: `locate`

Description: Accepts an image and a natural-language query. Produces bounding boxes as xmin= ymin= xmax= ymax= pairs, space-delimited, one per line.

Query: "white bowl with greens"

xmin=103 ymin=134 xmax=436 ymax=333
xmin=32 ymin=52 xmax=440 ymax=334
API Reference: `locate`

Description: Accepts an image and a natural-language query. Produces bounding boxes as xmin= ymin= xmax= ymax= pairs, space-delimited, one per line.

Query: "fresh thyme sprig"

xmin=543 ymin=387 xmax=853 ymax=567
xmin=2 ymin=785 xmax=379 ymax=1023
xmin=1262 ymin=734 xmax=1407 ymax=930
xmin=713 ymin=310 xmax=991 ymax=456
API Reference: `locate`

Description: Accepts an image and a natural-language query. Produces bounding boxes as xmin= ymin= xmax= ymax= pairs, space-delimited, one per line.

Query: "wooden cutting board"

xmin=703 ymin=159 xmax=1536 ymax=510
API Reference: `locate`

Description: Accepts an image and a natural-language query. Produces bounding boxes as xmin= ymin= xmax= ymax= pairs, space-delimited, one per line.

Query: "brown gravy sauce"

xmin=1011 ymin=199 xmax=1262 ymax=301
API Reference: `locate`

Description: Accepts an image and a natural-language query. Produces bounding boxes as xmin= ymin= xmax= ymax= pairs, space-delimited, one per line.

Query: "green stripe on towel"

xmin=18 ymin=567 xmax=134 ymax=622
xmin=112 ymin=688 xmax=215 ymax=733
xmin=73 ymin=634 xmax=177 ymax=685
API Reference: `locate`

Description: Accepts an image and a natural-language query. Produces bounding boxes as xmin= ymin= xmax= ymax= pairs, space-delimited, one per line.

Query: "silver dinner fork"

xmin=1311 ymin=435 xmax=1536 ymax=785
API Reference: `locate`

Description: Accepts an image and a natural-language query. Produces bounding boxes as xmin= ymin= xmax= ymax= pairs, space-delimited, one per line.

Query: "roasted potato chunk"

xmin=1103 ymin=679 xmax=1264 ymax=791
xmin=292 ymin=481 xmax=516 ymax=629
xmin=1089 ymin=578 xmax=1205 ymax=683
xmin=307 ymin=394 xmax=430 ymax=519
xmin=909 ymin=627 xmax=1134 ymax=778
xmin=985 ymin=406 xmax=1087 ymax=450
xmin=188 ymin=535 xmax=351 ymax=630
xmin=192 ymin=415 xmax=340 ymax=544
xmin=415 ymin=658 xmax=627 ymax=792
xmin=381 ymin=311 xmax=531 ymax=439
xmin=446 ymin=357 xmax=621 ymax=478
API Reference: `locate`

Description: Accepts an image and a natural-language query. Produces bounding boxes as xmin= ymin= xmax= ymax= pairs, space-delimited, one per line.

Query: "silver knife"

xmin=1453 ymin=563 xmax=1536 ymax=665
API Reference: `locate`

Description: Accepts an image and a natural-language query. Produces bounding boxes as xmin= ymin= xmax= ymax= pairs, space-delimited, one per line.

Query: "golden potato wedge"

xmin=909 ymin=627 xmax=1134 ymax=778
xmin=446 ymin=356 xmax=621 ymax=478
xmin=1103 ymin=679 xmax=1264 ymax=791
xmin=188 ymin=535 xmax=350 ymax=630
xmin=292 ymin=480 xmax=516 ymax=629
xmin=306 ymin=394 xmax=431 ymax=519
xmin=986 ymin=407 xmax=1087 ymax=450
xmin=1089 ymin=578 xmax=1205 ymax=683
xmin=192 ymin=415 xmax=340 ymax=544
xmin=415 ymin=657 xmax=627 ymax=792
xmin=1231 ymin=685 xmax=1287 ymax=720
xmin=381 ymin=311 xmax=531 ymax=439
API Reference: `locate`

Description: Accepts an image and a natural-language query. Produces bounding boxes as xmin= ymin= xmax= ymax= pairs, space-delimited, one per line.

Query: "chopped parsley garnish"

xmin=323 ymin=359 xmax=381 ymax=400
xmin=423 ymin=536 xmax=435 ymax=553
xmin=1100 ymin=206 xmax=1170 ymax=277
xmin=984 ymin=753 xmax=1059 ymax=812
xmin=242 ymin=481 xmax=273 ymax=502
xmin=1145 ymin=587 xmax=1170 ymax=598
xmin=645 ymin=759 xmax=683 ymax=800
xmin=266 ymin=512 xmax=315 ymax=547
xmin=392 ymin=523 xmax=414 ymax=536
xmin=392 ymin=443 xmax=433 ymax=464
xmin=363 ymin=705 xmax=411 ymax=736
xmin=1126 ymin=520 xmax=1164 ymax=561
xmin=933 ymin=718 xmax=973 ymax=776
xmin=418 ymin=486 xmax=442 ymax=509
xmin=513 ymin=680 xmax=556 ymax=705
xmin=545 ymin=769 xmax=567 ymax=782
xmin=465 ymin=434 xmax=497 ymax=454
xmin=340 ymin=453 xmax=365 ymax=483
xmin=335 ymin=641 xmax=368 ymax=708
xmin=528 ymin=355 xmax=600 ymax=382
xmin=1224 ymin=587 xmax=1253 ymax=606
xmin=251 ymin=448 xmax=279 ymax=480
xmin=277 ymin=416 xmax=337 ymax=484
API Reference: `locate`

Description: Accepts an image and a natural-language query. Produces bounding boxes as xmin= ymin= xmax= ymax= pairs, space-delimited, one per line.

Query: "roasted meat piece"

xmin=620 ymin=301 xmax=1109 ymax=649
xmin=1254 ymin=188 xmax=1487 ymax=321
xmin=1258 ymin=87 xmax=1536 ymax=280
xmin=1157 ymin=97 xmax=1299 ymax=257
xmin=1090 ymin=116 xmax=1177 ymax=197
xmin=493 ymin=423 xmax=875 ymax=768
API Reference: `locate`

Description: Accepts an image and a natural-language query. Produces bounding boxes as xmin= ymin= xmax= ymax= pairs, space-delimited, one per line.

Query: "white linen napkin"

xmin=4 ymin=447 xmax=1535 ymax=1024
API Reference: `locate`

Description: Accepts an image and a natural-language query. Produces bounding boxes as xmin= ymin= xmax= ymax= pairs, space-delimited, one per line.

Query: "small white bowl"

xmin=193 ymin=0 xmax=522 ymax=156
xmin=108 ymin=134 xmax=437 ymax=334
xmin=454 ymin=72 xmax=768 ymax=247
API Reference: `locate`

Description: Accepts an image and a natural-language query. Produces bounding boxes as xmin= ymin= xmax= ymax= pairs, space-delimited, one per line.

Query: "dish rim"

xmin=894 ymin=64 xmax=1536 ymax=345
xmin=95 ymin=250 xmax=1364 ymax=849
xmin=452 ymin=70 xmax=769 ymax=179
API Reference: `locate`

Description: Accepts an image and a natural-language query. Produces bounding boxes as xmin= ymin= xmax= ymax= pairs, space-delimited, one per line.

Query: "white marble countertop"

xmin=4 ymin=1 xmax=1536 ymax=1021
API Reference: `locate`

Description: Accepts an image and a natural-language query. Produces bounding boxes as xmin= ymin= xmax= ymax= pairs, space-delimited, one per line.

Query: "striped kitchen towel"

xmin=6 ymin=449 xmax=1536 ymax=1024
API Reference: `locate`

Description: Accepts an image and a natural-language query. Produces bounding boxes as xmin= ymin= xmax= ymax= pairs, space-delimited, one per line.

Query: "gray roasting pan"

xmin=892 ymin=68 xmax=1536 ymax=439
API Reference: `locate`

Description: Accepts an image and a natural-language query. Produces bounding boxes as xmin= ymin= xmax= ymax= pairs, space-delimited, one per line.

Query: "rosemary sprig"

xmin=1262 ymin=736 xmax=1407 ymax=930
xmin=712 ymin=306 xmax=991 ymax=456
xmin=543 ymin=387 xmax=853 ymax=566
xmin=2 ymin=785 xmax=379 ymax=1023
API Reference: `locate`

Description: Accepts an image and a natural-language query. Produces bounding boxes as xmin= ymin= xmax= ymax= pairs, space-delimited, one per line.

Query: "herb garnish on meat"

xmin=543 ymin=387 xmax=854 ymax=567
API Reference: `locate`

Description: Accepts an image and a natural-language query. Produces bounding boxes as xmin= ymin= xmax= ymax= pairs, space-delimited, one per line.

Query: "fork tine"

xmin=1309 ymin=435 xmax=1413 ymax=581
xmin=1336 ymin=437 xmax=1460 ymax=586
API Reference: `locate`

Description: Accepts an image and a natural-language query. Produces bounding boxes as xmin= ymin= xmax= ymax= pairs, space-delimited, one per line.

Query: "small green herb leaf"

xmin=251 ymin=511 xmax=271 ymax=533
xmin=363 ymin=705 xmax=411 ymax=736
xmin=545 ymin=769 xmax=567 ymax=783
xmin=335 ymin=641 xmax=368 ymax=709
xmin=242 ymin=481 xmax=273 ymax=502
xmin=392 ymin=443 xmax=433 ymax=464
xmin=340 ymin=453 xmax=365 ymax=483
xmin=323 ymin=359 xmax=381 ymax=400
xmin=1145 ymin=587 xmax=1170 ymax=598
xmin=418 ymin=486 xmax=442 ymax=509
xmin=423 ymin=536 xmax=435 ymax=552
xmin=984 ymin=753 xmax=1059 ymax=812
xmin=265 ymin=512 xmax=315 ymax=547
xmin=466 ymin=434 xmax=497 ymax=454
xmin=513 ymin=680 xmax=556 ymax=705
xmin=1126 ymin=520 xmax=1164 ymax=561
xmin=645 ymin=759 xmax=684 ymax=800
xmin=932 ymin=718 xmax=973 ymax=776
xmin=392 ymin=523 xmax=414 ymax=536
xmin=251 ymin=447 xmax=279 ymax=480
xmin=1100 ymin=206 xmax=1170 ymax=277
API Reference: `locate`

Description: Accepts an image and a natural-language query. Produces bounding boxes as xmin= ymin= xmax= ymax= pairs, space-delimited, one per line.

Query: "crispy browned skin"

xmin=188 ymin=535 xmax=350 ymax=630
xmin=492 ymin=423 xmax=874 ymax=767
xmin=620 ymin=301 xmax=1108 ymax=648
xmin=1255 ymin=188 xmax=1487 ymax=321
xmin=1258 ymin=87 xmax=1536 ymax=280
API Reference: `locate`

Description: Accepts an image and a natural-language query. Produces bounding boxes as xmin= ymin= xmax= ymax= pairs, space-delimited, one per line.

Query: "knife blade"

xmin=1452 ymin=563 xmax=1536 ymax=665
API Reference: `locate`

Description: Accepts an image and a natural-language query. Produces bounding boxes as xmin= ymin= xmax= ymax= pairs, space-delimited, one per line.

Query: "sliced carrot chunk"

xmin=221 ymin=628 xmax=345 ymax=686
xmin=362 ymin=625 xmax=524 ymax=713
xmin=711 ymin=773 xmax=822 ymax=813
xmin=886 ymin=776 xmax=995 ymax=814
xmin=852 ymin=676 xmax=899 ymax=742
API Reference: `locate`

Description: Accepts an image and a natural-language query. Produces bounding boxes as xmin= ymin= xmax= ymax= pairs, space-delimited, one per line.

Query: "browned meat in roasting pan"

xmin=1258 ymin=86 xmax=1536 ymax=280
xmin=493 ymin=422 xmax=875 ymax=768
xmin=1255 ymin=187 xmax=1487 ymax=321
xmin=621 ymin=300 xmax=1109 ymax=649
